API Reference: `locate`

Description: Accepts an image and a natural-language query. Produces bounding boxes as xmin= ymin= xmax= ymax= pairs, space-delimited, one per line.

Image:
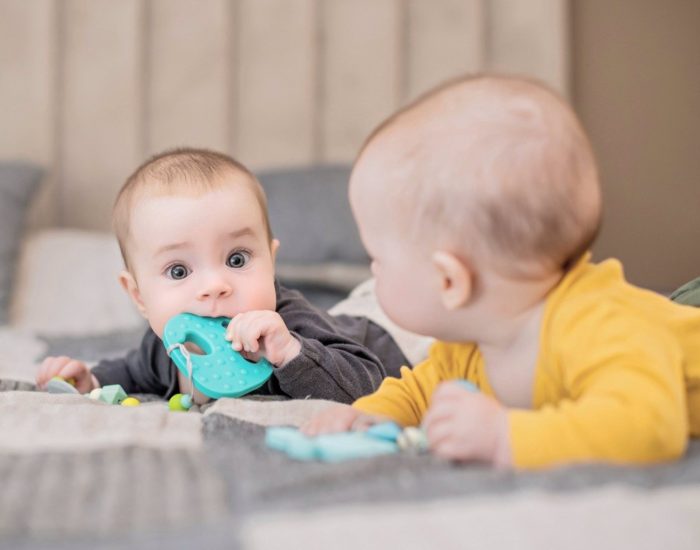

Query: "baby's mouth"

xmin=206 ymin=303 xmax=235 ymax=319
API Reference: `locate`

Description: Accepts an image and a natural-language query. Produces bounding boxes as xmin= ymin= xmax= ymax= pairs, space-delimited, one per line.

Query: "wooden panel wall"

xmin=236 ymin=0 xmax=316 ymax=166
xmin=0 ymin=0 xmax=57 ymax=225
xmin=60 ymin=0 xmax=143 ymax=229
xmin=574 ymin=0 xmax=700 ymax=290
xmin=0 ymin=0 xmax=570 ymax=231
xmin=321 ymin=0 xmax=402 ymax=162
xmin=147 ymin=0 xmax=230 ymax=155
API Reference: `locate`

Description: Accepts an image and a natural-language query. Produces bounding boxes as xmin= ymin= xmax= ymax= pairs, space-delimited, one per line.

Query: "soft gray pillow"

xmin=0 ymin=162 xmax=43 ymax=324
xmin=257 ymin=165 xmax=370 ymax=308
xmin=258 ymin=165 xmax=369 ymax=265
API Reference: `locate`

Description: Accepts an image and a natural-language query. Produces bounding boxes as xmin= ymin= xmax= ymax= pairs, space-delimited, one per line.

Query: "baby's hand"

xmin=225 ymin=310 xmax=301 ymax=367
xmin=423 ymin=381 xmax=511 ymax=467
xmin=300 ymin=404 xmax=385 ymax=436
xmin=35 ymin=356 xmax=99 ymax=394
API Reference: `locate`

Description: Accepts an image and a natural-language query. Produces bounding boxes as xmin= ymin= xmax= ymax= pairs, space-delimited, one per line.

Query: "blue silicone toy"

xmin=162 ymin=313 xmax=273 ymax=399
xmin=266 ymin=425 xmax=400 ymax=463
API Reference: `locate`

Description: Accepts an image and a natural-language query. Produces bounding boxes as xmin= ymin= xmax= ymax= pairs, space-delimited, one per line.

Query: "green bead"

xmin=169 ymin=393 xmax=186 ymax=411
xmin=98 ymin=384 xmax=127 ymax=405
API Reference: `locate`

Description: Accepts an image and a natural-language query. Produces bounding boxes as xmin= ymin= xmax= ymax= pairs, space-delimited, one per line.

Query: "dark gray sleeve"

xmin=271 ymin=283 xmax=409 ymax=403
xmin=91 ymin=329 xmax=178 ymax=397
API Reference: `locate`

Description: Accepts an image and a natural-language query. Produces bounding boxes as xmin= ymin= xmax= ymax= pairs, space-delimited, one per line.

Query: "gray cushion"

xmin=257 ymin=165 xmax=370 ymax=309
xmin=257 ymin=165 xmax=368 ymax=265
xmin=670 ymin=276 xmax=700 ymax=306
xmin=0 ymin=162 xmax=43 ymax=324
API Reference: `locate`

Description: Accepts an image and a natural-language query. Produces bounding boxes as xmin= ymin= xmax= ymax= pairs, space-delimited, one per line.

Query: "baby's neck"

xmin=471 ymin=267 xmax=563 ymax=354
xmin=470 ymin=268 xmax=563 ymax=408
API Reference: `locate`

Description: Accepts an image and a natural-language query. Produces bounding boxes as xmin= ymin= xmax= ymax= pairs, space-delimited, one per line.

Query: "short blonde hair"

xmin=361 ymin=74 xmax=601 ymax=276
xmin=113 ymin=148 xmax=272 ymax=269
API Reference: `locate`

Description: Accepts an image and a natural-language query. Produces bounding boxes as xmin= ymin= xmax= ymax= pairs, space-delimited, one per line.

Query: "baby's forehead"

xmin=132 ymin=170 xmax=257 ymax=210
xmin=127 ymin=180 xmax=264 ymax=238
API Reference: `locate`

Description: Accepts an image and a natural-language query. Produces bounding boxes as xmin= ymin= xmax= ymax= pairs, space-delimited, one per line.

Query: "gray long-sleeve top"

xmin=91 ymin=281 xmax=410 ymax=403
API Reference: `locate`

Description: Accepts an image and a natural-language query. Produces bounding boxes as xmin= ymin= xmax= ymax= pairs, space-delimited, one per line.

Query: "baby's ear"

xmin=432 ymin=251 xmax=472 ymax=310
xmin=270 ymin=238 xmax=280 ymax=263
xmin=118 ymin=270 xmax=147 ymax=318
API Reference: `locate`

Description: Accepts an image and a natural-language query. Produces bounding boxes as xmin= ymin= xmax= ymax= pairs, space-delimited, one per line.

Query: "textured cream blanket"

xmin=0 ymin=390 xmax=336 ymax=454
xmin=205 ymin=396 xmax=336 ymax=427
xmin=0 ymin=391 xmax=202 ymax=452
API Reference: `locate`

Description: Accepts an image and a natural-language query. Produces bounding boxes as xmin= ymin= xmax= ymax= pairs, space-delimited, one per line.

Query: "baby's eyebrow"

xmin=228 ymin=227 xmax=255 ymax=240
xmin=154 ymin=241 xmax=190 ymax=257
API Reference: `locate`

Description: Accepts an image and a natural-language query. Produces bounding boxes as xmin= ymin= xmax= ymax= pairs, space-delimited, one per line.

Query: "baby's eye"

xmin=167 ymin=264 xmax=190 ymax=280
xmin=226 ymin=251 xmax=250 ymax=269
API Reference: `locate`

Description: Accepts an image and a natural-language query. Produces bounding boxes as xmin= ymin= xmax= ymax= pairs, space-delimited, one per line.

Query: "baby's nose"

xmin=197 ymin=279 xmax=232 ymax=300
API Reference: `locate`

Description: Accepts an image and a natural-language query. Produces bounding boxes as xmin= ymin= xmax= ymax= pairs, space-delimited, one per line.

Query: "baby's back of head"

xmin=360 ymin=75 xmax=602 ymax=278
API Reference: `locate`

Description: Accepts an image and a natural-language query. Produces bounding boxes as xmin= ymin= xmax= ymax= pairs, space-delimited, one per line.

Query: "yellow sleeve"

xmin=353 ymin=342 xmax=478 ymax=426
xmin=509 ymin=318 xmax=688 ymax=469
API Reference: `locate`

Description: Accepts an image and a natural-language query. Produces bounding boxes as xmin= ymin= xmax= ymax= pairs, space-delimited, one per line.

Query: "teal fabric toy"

xmin=163 ymin=313 xmax=273 ymax=399
xmin=266 ymin=423 xmax=401 ymax=462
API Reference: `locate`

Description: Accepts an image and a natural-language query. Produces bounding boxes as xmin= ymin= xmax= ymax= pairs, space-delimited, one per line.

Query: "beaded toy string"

xmin=166 ymin=342 xmax=195 ymax=403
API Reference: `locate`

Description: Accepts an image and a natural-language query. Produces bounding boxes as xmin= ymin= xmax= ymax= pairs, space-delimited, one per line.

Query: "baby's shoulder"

xmin=547 ymin=276 xmax=680 ymax=344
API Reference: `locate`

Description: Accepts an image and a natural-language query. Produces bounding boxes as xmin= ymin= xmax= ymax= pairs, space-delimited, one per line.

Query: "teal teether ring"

xmin=163 ymin=313 xmax=273 ymax=399
xmin=265 ymin=427 xmax=399 ymax=462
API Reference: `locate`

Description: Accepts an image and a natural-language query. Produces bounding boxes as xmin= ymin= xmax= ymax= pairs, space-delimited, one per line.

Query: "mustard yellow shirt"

xmin=354 ymin=255 xmax=700 ymax=469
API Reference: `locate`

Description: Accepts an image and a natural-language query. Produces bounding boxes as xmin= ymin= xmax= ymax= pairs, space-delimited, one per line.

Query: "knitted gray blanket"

xmin=2 ymin=379 xmax=700 ymax=550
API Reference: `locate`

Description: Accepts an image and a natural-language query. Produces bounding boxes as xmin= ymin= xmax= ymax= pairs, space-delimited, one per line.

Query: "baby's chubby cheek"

xmin=143 ymin=306 xmax=175 ymax=340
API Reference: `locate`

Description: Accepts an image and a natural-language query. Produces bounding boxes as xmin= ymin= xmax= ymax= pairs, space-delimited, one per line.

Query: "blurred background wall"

xmin=573 ymin=0 xmax=700 ymax=292
xmin=1 ymin=0 xmax=698 ymax=291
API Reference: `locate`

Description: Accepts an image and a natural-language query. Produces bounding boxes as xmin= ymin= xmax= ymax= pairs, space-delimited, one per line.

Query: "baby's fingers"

xmin=351 ymin=414 xmax=383 ymax=432
xmin=229 ymin=314 xmax=265 ymax=353
xmin=226 ymin=313 xmax=250 ymax=351
xmin=424 ymin=414 xmax=453 ymax=449
xmin=299 ymin=416 xmax=322 ymax=436
xmin=301 ymin=405 xmax=355 ymax=436
xmin=36 ymin=356 xmax=70 ymax=388
xmin=224 ymin=319 xmax=237 ymax=344
xmin=35 ymin=358 xmax=52 ymax=387
xmin=56 ymin=360 xmax=88 ymax=382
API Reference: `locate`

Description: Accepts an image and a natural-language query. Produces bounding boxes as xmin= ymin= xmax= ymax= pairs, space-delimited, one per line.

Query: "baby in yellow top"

xmin=304 ymin=74 xmax=700 ymax=469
